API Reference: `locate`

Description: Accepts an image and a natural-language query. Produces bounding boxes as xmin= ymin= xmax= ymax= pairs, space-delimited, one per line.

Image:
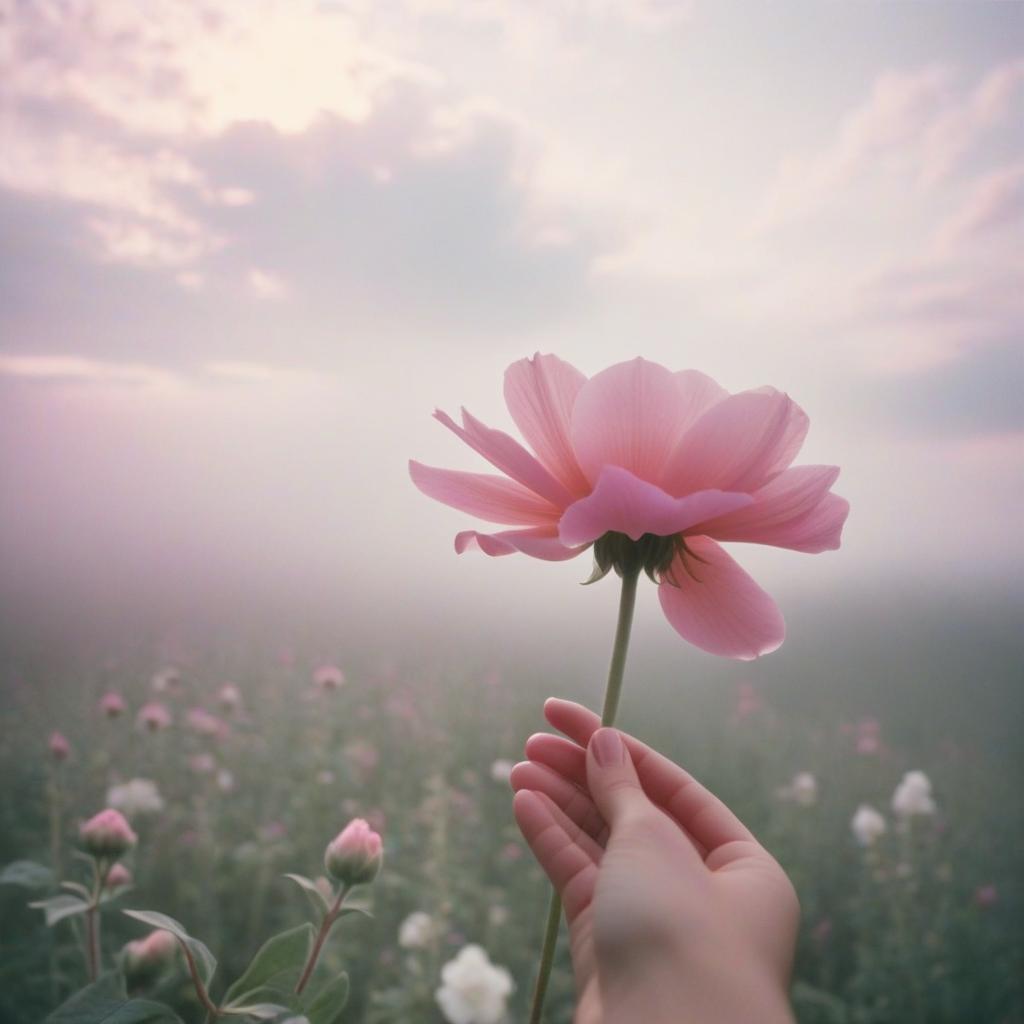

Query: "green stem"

xmin=295 ymin=885 xmax=347 ymax=996
xmin=85 ymin=857 xmax=108 ymax=983
xmin=527 ymin=566 xmax=641 ymax=1024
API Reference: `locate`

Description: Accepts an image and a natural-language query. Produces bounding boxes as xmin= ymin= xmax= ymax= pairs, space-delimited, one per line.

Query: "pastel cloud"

xmin=757 ymin=60 xmax=1024 ymax=231
xmin=936 ymin=161 xmax=1024 ymax=250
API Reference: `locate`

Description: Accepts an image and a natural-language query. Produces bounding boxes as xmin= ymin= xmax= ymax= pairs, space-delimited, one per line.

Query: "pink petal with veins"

xmin=658 ymin=536 xmax=785 ymax=660
xmin=434 ymin=409 xmax=574 ymax=509
xmin=698 ymin=465 xmax=848 ymax=552
xmin=570 ymin=358 xmax=719 ymax=490
xmin=558 ymin=465 xmax=752 ymax=547
xmin=504 ymin=353 xmax=590 ymax=496
xmin=409 ymin=461 xmax=559 ymax=525
xmin=667 ymin=387 xmax=809 ymax=496
xmin=455 ymin=527 xmax=585 ymax=561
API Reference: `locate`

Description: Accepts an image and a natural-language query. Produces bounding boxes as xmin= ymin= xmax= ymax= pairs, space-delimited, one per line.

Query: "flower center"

xmin=586 ymin=531 xmax=705 ymax=586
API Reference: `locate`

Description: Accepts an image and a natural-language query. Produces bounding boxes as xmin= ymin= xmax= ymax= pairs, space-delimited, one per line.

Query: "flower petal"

xmin=570 ymin=358 xmax=714 ymax=489
xmin=504 ymin=353 xmax=591 ymax=496
xmin=409 ymin=461 xmax=558 ymax=525
xmin=657 ymin=536 xmax=785 ymax=660
xmin=435 ymin=409 xmax=574 ymax=509
xmin=557 ymin=465 xmax=753 ymax=546
xmin=455 ymin=526 xmax=586 ymax=561
xmin=698 ymin=465 xmax=849 ymax=552
xmin=666 ymin=387 xmax=809 ymax=495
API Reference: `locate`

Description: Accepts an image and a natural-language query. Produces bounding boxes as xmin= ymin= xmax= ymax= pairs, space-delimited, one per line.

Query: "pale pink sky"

xmin=1 ymin=1 xmax=1021 ymax=637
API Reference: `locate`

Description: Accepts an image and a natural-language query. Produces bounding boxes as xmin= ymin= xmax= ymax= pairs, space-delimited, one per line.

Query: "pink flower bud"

xmin=105 ymin=862 xmax=132 ymax=889
xmin=975 ymin=884 xmax=998 ymax=908
xmin=137 ymin=702 xmax=172 ymax=733
xmin=218 ymin=683 xmax=242 ymax=712
xmin=80 ymin=809 xmax=138 ymax=860
xmin=122 ymin=929 xmax=178 ymax=985
xmin=324 ymin=818 xmax=383 ymax=886
xmin=49 ymin=731 xmax=70 ymax=762
xmin=99 ymin=692 xmax=127 ymax=718
xmin=313 ymin=664 xmax=344 ymax=691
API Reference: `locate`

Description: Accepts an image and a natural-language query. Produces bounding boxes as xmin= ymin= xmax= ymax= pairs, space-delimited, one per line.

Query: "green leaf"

xmin=305 ymin=973 xmax=349 ymax=1024
xmin=29 ymin=894 xmax=90 ymax=927
xmin=1 ymin=859 xmax=54 ymax=889
xmin=45 ymin=973 xmax=184 ymax=1023
xmin=223 ymin=923 xmax=315 ymax=1006
xmin=61 ymin=881 xmax=93 ymax=899
xmin=222 ymin=1003 xmax=293 ymax=1020
xmin=282 ymin=874 xmax=330 ymax=913
xmin=122 ymin=910 xmax=217 ymax=987
xmin=338 ymin=903 xmax=372 ymax=920
xmin=99 ymin=885 xmax=133 ymax=905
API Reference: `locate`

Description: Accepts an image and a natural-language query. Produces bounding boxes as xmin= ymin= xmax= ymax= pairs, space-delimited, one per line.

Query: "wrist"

xmin=602 ymin=942 xmax=793 ymax=1024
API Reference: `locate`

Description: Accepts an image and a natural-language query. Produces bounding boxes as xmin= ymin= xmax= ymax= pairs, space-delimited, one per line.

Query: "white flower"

xmin=216 ymin=770 xmax=235 ymax=793
xmin=776 ymin=771 xmax=818 ymax=806
xmin=489 ymin=760 xmax=514 ymax=784
xmin=435 ymin=944 xmax=513 ymax=1024
xmin=851 ymin=804 xmax=886 ymax=846
xmin=107 ymin=778 xmax=165 ymax=817
xmin=891 ymin=770 xmax=936 ymax=817
xmin=399 ymin=911 xmax=436 ymax=949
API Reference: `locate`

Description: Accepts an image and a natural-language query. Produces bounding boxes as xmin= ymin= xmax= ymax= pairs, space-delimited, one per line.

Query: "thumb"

xmin=586 ymin=727 xmax=652 ymax=827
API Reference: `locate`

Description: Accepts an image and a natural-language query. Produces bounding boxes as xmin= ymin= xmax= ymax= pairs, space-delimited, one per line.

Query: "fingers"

xmin=544 ymin=697 xmax=756 ymax=856
xmin=512 ymin=790 xmax=599 ymax=922
xmin=509 ymin=760 xmax=608 ymax=845
xmin=584 ymin=728 xmax=652 ymax=826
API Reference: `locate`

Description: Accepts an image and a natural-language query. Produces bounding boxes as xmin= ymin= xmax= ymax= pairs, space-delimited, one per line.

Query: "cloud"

xmin=756 ymin=65 xmax=952 ymax=230
xmin=867 ymin=337 xmax=1023 ymax=439
xmin=0 ymin=3 xmax=618 ymax=364
xmin=936 ymin=160 xmax=1024 ymax=250
xmin=757 ymin=60 xmax=1024 ymax=231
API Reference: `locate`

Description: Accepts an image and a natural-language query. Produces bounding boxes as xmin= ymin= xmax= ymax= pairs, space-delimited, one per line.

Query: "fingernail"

xmin=591 ymin=727 xmax=624 ymax=767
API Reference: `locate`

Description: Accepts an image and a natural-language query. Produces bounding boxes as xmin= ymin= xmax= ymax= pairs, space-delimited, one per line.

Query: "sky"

xmin=1 ymin=0 xmax=1022 ymax=649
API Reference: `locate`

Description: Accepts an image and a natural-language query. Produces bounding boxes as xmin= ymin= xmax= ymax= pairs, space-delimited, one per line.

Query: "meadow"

xmin=1 ymin=589 xmax=1021 ymax=1024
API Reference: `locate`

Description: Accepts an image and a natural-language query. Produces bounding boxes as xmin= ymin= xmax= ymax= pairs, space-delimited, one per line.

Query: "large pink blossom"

xmin=410 ymin=354 xmax=848 ymax=659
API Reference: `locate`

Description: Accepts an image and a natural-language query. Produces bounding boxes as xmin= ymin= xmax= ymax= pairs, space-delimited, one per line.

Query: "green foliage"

xmin=44 ymin=974 xmax=183 ymax=1023
xmin=283 ymin=874 xmax=330 ymax=915
xmin=1 ymin=860 xmax=54 ymax=890
xmin=306 ymin=973 xmax=350 ymax=1024
xmin=222 ymin=922 xmax=314 ymax=1006
xmin=30 ymin=894 xmax=90 ymax=927
xmin=122 ymin=910 xmax=217 ymax=988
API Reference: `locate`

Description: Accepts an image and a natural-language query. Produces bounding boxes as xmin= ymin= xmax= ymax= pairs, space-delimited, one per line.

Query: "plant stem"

xmin=85 ymin=857 xmax=108 ymax=982
xmin=180 ymin=939 xmax=220 ymax=1019
xmin=527 ymin=565 xmax=641 ymax=1024
xmin=85 ymin=906 xmax=98 ymax=982
xmin=295 ymin=885 xmax=348 ymax=996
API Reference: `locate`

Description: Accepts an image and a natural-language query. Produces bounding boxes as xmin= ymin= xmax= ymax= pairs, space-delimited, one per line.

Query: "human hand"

xmin=511 ymin=698 xmax=799 ymax=1024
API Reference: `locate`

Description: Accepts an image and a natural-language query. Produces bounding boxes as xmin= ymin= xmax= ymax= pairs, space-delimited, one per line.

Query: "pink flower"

xmin=313 ymin=664 xmax=345 ymax=691
xmin=855 ymin=717 xmax=882 ymax=755
xmin=105 ymin=862 xmax=133 ymax=889
xmin=324 ymin=818 xmax=383 ymax=886
xmin=974 ymin=884 xmax=997 ymax=908
xmin=344 ymin=739 xmax=380 ymax=775
xmin=48 ymin=731 xmax=70 ymax=761
xmin=217 ymin=683 xmax=242 ymax=712
xmin=121 ymin=929 xmax=178 ymax=983
xmin=99 ymin=692 xmax=127 ymax=718
xmin=137 ymin=702 xmax=172 ymax=733
xmin=186 ymin=707 xmax=229 ymax=740
xmin=734 ymin=683 xmax=762 ymax=720
xmin=410 ymin=355 xmax=848 ymax=659
xmin=80 ymin=809 xmax=138 ymax=859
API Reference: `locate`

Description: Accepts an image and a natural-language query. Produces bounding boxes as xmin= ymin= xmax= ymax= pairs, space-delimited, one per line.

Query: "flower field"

xmin=2 ymin=619 xmax=1021 ymax=1024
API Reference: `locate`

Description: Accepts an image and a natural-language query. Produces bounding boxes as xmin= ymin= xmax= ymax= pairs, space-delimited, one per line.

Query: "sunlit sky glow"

xmin=1 ymin=0 xmax=1021 ymax=640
